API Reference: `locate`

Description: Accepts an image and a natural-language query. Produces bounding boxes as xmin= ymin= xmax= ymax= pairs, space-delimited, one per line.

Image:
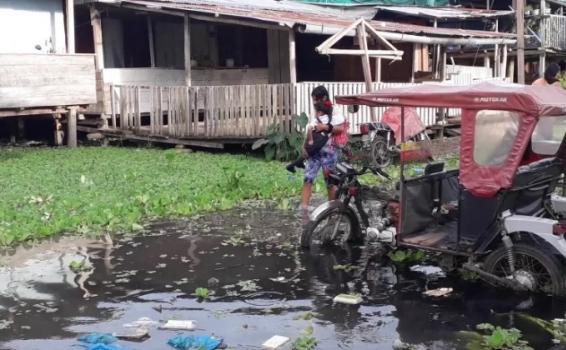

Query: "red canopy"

xmin=336 ymin=82 xmax=566 ymax=117
xmin=336 ymin=83 xmax=566 ymax=197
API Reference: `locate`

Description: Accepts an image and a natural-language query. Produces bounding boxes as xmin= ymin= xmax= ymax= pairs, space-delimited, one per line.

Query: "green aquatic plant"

xmin=518 ymin=313 xmax=566 ymax=344
xmin=292 ymin=326 xmax=318 ymax=350
xmin=0 ymin=147 xmax=304 ymax=246
xmin=388 ymin=249 xmax=426 ymax=265
xmin=194 ymin=287 xmax=210 ymax=300
xmin=460 ymin=323 xmax=533 ymax=350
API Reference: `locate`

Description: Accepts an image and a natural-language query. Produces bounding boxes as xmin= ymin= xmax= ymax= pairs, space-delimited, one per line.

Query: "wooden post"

xmin=147 ymin=16 xmax=155 ymax=68
xmin=440 ymin=46 xmax=447 ymax=81
xmin=515 ymin=0 xmax=526 ymax=84
xmin=501 ymin=45 xmax=508 ymax=79
xmin=53 ymin=114 xmax=63 ymax=146
xmin=508 ymin=58 xmax=516 ymax=82
xmin=357 ymin=25 xmax=373 ymax=93
xmin=375 ymin=57 xmax=382 ymax=83
xmin=539 ymin=52 xmax=547 ymax=77
xmin=541 ymin=0 xmax=547 ymax=16
xmin=494 ymin=19 xmax=499 ymax=78
xmin=289 ymin=29 xmax=297 ymax=84
xmin=184 ymin=14 xmax=191 ymax=86
xmin=67 ymin=107 xmax=77 ymax=147
xmin=357 ymin=23 xmax=376 ymax=121
xmin=90 ymin=5 xmax=104 ymax=70
xmin=66 ymin=0 xmax=75 ymax=53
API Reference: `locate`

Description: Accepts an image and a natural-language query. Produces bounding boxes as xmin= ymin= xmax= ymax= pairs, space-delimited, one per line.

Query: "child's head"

xmin=311 ymin=85 xmax=333 ymax=117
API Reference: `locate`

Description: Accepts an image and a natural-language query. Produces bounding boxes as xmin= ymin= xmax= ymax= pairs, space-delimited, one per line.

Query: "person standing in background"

xmin=532 ymin=63 xmax=562 ymax=87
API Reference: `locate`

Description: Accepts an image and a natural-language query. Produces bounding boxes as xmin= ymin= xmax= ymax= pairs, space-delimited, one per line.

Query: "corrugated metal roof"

xmin=375 ymin=6 xmax=515 ymax=19
xmin=110 ymin=0 xmax=517 ymax=40
xmin=295 ymin=0 xmax=449 ymax=6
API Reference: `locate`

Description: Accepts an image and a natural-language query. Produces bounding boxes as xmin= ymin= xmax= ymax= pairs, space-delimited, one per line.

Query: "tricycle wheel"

xmin=370 ymin=135 xmax=392 ymax=168
xmin=301 ymin=207 xmax=362 ymax=249
xmin=483 ymin=243 xmax=566 ymax=295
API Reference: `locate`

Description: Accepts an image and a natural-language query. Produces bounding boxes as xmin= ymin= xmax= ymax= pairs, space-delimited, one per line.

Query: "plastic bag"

xmin=167 ymin=335 xmax=222 ymax=350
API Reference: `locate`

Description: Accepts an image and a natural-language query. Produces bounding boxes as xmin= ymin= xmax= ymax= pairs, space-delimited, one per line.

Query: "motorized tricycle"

xmin=302 ymin=82 xmax=566 ymax=295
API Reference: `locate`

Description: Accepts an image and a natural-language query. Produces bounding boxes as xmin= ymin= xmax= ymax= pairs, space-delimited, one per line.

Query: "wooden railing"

xmin=110 ymin=76 xmax=507 ymax=139
xmin=540 ymin=15 xmax=566 ymax=50
xmin=110 ymin=84 xmax=295 ymax=139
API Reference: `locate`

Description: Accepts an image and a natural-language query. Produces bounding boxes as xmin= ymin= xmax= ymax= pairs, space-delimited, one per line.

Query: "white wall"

xmin=0 ymin=0 xmax=66 ymax=54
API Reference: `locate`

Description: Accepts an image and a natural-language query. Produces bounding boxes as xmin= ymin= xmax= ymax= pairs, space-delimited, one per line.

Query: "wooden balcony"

xmin=540 ymin=15 xmax=566 ymax=51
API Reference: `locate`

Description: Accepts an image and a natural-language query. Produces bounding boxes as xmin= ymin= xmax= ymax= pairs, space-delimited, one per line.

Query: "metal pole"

xmin=400 ymin=106 xmax=405 ymax=235
xmin=515 ymin=0 xmax=526 ymax=84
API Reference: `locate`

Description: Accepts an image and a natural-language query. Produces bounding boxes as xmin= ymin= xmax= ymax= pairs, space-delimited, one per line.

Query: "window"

xmin=532 ymin=116 xmax=566 ymax=155
xmin=473 ymin=110 xmax=520 ymax=166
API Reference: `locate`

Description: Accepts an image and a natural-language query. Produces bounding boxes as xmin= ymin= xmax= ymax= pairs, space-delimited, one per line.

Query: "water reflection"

xmin=0 ymin=205 xmax=565 ymax=349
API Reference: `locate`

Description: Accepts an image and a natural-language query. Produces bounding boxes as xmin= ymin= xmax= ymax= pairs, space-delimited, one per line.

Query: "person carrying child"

xmin=286 ymin=85 xmax=349 ymax=215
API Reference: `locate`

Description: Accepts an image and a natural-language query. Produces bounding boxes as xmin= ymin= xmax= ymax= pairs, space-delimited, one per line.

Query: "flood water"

xmin=1 ymin=201 xmax=566 ymax=350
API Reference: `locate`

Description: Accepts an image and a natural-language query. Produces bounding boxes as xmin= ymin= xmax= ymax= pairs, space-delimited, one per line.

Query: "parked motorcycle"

xmin=359 ymin=107 xmax=431 ymax=168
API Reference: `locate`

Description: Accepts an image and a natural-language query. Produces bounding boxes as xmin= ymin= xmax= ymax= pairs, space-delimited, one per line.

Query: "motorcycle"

xmin=359 ymin=107 xmax=431 ymax=168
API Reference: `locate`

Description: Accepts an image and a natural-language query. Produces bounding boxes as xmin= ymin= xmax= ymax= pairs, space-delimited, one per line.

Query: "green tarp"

xmin=295 ymin=0 xmax=449 ymax=6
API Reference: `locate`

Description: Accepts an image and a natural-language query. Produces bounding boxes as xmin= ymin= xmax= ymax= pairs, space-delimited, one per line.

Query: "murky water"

xmin=1 ymin=202 xmax=565 ymax=350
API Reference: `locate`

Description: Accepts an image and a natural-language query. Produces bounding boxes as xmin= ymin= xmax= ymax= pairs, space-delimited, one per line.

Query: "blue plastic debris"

xmin=167 ymin=335 xmax=222 ymax=350
xmin=83 ymin=345 xmax=124 ymax=350
xmin=78 ymin=333 xmax=126 ymax=350
xmin=78 ymin=333 xmax=117 ymax=345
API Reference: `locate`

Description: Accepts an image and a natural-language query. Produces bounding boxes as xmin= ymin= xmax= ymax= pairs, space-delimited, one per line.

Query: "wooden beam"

xmin=66 ymin=0 xmax=75 ymax=53
xmin=316 ymin=18 xmax=364 ymax=55
xmin=317 ymin=48 xmax=402 ymax=58
xmin=90 ymin=5 xmax=104 ymax=70
xmin=289 ymin=30 xmax=297 ymax=84
xmin=184 ymin=14 xmax=191 ymax=86
xmin=147 ymin=16 xmax=155 ymax=68
xmin=515 ymin=0 xmax=526 ymax=84
xmin=67 ymin=107 xmax=77 ymax=147
xmin=188 ymin=13 xmax=284 ymax=32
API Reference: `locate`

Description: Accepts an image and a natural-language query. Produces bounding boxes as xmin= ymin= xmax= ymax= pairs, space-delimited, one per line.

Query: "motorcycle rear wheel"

xmin=483 ymin=243 xmax=566 ymax=295
xmin=370 ymin=135 xmax=392 ymax=169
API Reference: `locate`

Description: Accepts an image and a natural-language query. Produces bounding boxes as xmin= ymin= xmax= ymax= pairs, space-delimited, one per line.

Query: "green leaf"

xmin=485 ymin=328 xmax=505 ymax=348
xmin=265 ymin=144 xmax=276 ymax=161
xmin=296 ymin=112 xmax=309 ymax=130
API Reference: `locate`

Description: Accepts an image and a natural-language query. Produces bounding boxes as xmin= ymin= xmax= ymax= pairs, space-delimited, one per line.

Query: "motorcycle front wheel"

xmin=301 ymin=207 xmax=362 ymax=249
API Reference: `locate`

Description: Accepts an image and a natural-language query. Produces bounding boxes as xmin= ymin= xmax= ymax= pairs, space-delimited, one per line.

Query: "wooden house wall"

xmin=0 ymin=54 xmax=96 ymax=109
xmin=0 ymin=0 xmax=66 ymax=54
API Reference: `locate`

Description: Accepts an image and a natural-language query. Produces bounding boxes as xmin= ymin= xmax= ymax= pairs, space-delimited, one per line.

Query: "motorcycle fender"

xmin=310 ymin=200 xmax=354 ymax=222
xmin=310 ymin=199 xmax=358 ymax=221
xmin=504 ymin=215 xmax=566 ymax=259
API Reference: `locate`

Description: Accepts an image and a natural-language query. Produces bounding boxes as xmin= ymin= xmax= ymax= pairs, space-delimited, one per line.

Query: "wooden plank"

xmin=185 ymin=87 xmax=190 ymax=137
xmin=135 ymin=86 xmax=141 ymax=132
xmin=119 ymin=86 xmax=126 ymax=130
xmin=193 ymin=88 xmax=199 ymax=137
xmin=0 ymin=54 xmax=95 ymax=66
xmin=167 ymin=87 xmax=173 ymax=136
xmin=238 ymin=85 xmax=244 ymax=137
xmin=110 ymin=85 xmax=116 ymax=129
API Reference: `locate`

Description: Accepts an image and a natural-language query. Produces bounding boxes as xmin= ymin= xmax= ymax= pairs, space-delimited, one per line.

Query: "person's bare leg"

xmin=327 ymin=185 xmax=337 ymax=200
xmin=301 ymin=183 xmax=313 ymax=209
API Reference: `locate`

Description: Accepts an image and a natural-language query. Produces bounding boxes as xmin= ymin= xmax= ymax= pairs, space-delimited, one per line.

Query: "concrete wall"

xmin=0 ymin=0 xmax=66 ymax=54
